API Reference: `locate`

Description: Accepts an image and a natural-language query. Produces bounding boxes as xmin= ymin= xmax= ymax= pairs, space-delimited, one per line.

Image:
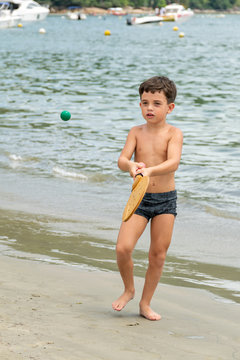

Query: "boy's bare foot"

xmin=139 ymin=304 xmax=161 ymax=321
xmin=112 ymin=290 xmax=135 ymax=311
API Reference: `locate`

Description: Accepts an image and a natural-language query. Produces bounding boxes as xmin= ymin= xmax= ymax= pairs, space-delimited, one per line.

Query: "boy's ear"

xmin=168 ymin=103 xmax=175 ymax=114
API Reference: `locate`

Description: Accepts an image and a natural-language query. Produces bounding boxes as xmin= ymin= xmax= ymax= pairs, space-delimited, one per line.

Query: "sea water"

xmin=0 ymin=14 xmax=239 ymax=303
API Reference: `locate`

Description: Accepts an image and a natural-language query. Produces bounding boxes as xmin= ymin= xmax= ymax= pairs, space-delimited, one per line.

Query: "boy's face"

xmin=140 ymin=91 xmax=174 ymax=125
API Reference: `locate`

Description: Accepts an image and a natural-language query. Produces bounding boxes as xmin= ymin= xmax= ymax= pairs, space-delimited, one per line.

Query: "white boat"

xmin=67 ymin=12 xmax=86 ymax=20
xmin=66 ymin=6 xmax=86 ymax=20
xmin=0 ymin=2 xmax=21 ymax=28
xmin=127 ymin=3 xmax=193 ymax=25
xmin=127 ymin=15 xmax=164 ymax=25
xmin=163 ymin=3 xmax=194 ymax=22
xmin=6 ymin=0 xmax=49 ymax=22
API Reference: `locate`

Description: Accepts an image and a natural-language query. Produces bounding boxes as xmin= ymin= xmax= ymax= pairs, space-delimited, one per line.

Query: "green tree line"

xmin=40 ymin=0 xmax=240 ymax=11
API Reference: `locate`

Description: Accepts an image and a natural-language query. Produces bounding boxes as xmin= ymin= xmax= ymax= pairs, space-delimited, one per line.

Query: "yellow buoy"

xmin=179 ymin=32 xmax=185 ymax=38
xmin=104 ymin=30 xmax=111 ymax=36
xmin=173 ymin=26 xmax=179 ymax=31
xmin=159 ymin=21 xmax=163 ymax=26
xmin=18 ymin=23 xmax=23 ymax=28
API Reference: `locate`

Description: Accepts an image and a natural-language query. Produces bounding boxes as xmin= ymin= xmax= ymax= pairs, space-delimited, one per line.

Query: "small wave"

xmin=204 ymin=205 xmax=240 ymax=221
xmin=88 ymin=173 xmax=111 ymax=183
xmin=7 ymin=152 xmax=40 ymax=163
xmin=53 ymin=166 xmax=88 ymax=181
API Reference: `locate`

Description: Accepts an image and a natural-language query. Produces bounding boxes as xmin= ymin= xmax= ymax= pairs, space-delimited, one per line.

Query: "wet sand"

xmin=0 ymin=255 xmax=239 ymax=360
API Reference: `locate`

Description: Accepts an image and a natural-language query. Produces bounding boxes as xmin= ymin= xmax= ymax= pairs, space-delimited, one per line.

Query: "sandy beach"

xmin=0 ymin=255 xmax=239 ymax=360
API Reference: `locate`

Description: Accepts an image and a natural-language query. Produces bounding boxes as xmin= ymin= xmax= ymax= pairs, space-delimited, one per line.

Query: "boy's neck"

xmin=145 ymin=120 xmax=168 ymax=131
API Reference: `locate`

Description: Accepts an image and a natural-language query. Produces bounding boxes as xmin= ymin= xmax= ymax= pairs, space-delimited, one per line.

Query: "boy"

xmin=112 ymin=76 xmax=183 ymax=321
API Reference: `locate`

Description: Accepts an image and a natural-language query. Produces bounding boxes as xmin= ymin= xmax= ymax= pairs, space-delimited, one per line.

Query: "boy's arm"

xmin=136 ymin=128 xmax=183 ymax=177
xmin=118 ymin=127 xmax=143 ymax=177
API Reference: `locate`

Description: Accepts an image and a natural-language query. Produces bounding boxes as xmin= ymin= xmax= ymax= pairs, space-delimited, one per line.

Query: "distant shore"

xmin=50 ymin=6 xmax=154 ymax=15
xmin=50 ymin=6 xmax=240 ymax=15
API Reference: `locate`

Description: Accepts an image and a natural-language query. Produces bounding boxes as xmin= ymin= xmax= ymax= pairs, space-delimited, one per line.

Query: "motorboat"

xmin=0 ymin=2 xmax=20 ymax=28
xmin=66 ymin=6 xmax=86 ymax=20
xmin=163 ymin=3 xmax=194 ymax=22
xmin=67 ymin=12 xmax=86 ymax=20
xmin=127 ymin=15 xmax=163 ymax=25
xmin=127 ymin=3 xmax=193 ymax=25
xmin=5 ymin=0 xmax=49 ymax=22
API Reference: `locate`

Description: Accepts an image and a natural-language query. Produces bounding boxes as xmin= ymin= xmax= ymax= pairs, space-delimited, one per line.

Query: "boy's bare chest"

xmin=135 ymin=132 xmax=169 ymax=158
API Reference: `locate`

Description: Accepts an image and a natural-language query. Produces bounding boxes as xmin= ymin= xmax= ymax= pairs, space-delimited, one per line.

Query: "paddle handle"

xmin=135 ymin=162 xmax=146 ymax=179
xmin=131 ymin=163 xmax=146 ymax=190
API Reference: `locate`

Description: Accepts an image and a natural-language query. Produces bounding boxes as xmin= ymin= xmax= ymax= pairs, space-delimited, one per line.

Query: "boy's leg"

xmin=139 ymin=214 xmax=175 ymax=320
xmin=112 ymin=214 xmax=148 ymax=311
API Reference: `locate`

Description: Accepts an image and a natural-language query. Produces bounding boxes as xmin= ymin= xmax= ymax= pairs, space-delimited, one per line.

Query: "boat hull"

xmin=14 ymin=10 xmax=49 ymax=22
xmin=0 ymin=18 xmax=19 ymax=28
xmin=127 ymin=15 xmax=164 ymax=25
xmin=0 ymin=10 xmax=21 ymax=28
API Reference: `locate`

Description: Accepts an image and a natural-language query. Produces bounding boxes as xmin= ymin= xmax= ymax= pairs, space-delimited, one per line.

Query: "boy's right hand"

xmin=129 ymin=162 xmax=146 ymax=178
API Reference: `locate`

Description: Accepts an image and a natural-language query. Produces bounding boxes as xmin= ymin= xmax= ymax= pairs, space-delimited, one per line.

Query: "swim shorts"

xmin=134 ymin=190 xmax=177 ymax=221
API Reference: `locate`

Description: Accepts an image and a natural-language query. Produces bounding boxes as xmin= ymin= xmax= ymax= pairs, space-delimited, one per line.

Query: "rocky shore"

xmin=50 ymin=6 xmax=240 ymax=15
xmin=50 ymin=6 xmax=154 ymax=15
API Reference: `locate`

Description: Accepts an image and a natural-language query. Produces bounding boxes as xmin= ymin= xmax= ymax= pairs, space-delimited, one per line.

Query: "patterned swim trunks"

xmin=134 ymin=190 xmax=177 ymax=221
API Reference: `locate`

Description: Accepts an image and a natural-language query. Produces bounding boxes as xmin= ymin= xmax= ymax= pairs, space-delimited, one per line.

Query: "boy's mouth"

xmin=146 ymin=113 xmax=154 ymax=118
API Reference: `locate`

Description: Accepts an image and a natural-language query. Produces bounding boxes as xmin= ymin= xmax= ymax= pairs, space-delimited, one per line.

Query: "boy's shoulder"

xmin=129 ymin=124 xmax=146 ymax=133
xmin=127 ymin=125 xmax=145 ymax=137
xmin=168 ymin=124 xmax=183 ymax=136
xmin=167 ymin=124 xmax=183 ymax=144
xmin=130 ymin=124 xmax=144 ymax=131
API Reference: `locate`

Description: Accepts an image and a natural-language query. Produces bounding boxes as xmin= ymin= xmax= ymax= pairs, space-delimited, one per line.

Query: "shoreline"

xmin=49 ymin=6 xmax=240 ymax=15
xmin=50 ymin=6 xmax=154 ymax=15
xmin=1 ymin=203 xmax=240 ymax=305
xmin=0 ymin=254 xmax=239 ymax=359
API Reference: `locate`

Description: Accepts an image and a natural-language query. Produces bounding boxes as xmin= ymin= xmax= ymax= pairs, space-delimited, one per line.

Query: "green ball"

xmin=60 ymin=110 xmax=71 ymax=121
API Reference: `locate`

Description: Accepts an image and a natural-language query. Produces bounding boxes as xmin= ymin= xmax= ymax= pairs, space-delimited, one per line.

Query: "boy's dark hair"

xmin=139 ymin=76 xmax=177 ymax=104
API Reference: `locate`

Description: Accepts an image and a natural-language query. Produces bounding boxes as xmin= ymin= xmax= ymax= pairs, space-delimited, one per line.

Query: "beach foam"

xmin=9 ymin=153 xmax=23 ymax=162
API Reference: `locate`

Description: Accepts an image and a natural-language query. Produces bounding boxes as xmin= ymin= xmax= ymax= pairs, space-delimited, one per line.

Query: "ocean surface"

xmin=0 ymin=13 xmax=239 ymax=304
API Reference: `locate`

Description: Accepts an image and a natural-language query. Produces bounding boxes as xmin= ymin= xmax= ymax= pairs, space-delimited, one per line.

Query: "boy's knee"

xmin=116 ymin=243 xmax=132 ymax=256
xmin=149 ymin=251 xmax=166 ymax=267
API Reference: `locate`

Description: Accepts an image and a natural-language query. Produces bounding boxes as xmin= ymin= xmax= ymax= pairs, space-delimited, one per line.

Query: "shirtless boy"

xmin=112 ymin=76 xmax=183 ymax=321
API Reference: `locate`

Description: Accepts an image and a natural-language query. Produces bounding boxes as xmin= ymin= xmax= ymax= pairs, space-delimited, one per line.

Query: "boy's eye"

xmin=154 ymin=102 xmax=161 ymax=106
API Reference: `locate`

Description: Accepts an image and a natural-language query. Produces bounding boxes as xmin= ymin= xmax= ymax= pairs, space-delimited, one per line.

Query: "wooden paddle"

xmin=122 ymin=173 xmax=149 ymax=222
